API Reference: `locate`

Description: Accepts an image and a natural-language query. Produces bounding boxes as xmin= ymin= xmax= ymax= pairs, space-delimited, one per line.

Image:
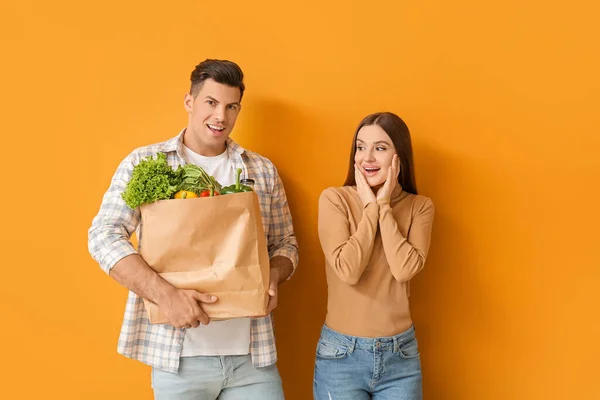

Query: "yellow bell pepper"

xmin=174 ymin=190 xmax=198 ymax=199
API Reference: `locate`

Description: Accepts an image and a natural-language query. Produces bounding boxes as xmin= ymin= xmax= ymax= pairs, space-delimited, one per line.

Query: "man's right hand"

xmin=159 ymin=288 xmax=218 ymax=329
xmin=108 ymin=255 xmax=218 ymax=329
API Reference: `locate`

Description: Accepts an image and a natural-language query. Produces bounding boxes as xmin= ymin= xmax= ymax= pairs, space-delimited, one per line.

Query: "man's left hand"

xmin=266 ymin=268 xmax=281 ymax=315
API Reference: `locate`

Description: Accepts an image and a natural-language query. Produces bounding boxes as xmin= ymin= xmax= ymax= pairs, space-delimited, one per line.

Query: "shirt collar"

xmin=159 ymin=128 xmax=246 ymax=159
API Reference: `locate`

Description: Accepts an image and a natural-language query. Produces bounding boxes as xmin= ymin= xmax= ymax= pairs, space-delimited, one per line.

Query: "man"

xmin=88 ymin=59 xmax=299 ymax=399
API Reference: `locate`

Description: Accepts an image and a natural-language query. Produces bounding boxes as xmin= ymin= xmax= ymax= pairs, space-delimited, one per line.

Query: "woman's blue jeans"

xmin=313 ymin=324 xmax=423 ymax=400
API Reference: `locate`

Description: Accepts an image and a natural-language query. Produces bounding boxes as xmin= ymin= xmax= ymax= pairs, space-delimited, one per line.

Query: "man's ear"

xmin=183 ymin=93 xmax=194 ymax=113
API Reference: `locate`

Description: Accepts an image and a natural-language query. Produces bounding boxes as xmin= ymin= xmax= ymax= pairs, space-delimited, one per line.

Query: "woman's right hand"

xmin=355 ymin=164 xmax=377 ymax=206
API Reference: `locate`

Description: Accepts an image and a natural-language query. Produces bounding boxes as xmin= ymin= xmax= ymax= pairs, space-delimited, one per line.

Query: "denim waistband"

xmin=319 ymin=324 xmax=416 ymax=353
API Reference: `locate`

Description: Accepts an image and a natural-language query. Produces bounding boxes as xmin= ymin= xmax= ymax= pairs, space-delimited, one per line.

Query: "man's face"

xmin=183 ymin=78 xmax=242 ymax=156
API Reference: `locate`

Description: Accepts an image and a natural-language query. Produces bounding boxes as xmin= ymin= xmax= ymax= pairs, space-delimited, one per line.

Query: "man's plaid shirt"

xmin=88 ymin=130 xmax=299 ymax=372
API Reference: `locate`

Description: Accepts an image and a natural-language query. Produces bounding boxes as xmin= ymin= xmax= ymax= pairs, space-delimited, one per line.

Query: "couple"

xmin=88 ymin=59 xmax=435 ymax=400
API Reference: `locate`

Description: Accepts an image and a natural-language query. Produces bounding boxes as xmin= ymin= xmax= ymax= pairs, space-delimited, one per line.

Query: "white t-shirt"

xmin=179 ymin=144 xmax=251 ymax=357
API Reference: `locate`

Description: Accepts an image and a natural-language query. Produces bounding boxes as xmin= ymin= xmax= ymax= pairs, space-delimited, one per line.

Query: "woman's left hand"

xmin=377 ymin=154 xmax=400 ymax=203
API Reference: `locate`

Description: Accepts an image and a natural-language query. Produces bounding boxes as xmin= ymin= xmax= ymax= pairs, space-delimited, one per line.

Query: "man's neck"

xmin=182 ymin=129 xmax=226 ymax=157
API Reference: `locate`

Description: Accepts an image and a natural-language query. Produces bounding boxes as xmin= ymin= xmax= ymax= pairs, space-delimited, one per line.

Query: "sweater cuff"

xmin=364 ymin=202 xmax=380 ymax=212
xmin=377 ymin=199 xmax=392 ymax=207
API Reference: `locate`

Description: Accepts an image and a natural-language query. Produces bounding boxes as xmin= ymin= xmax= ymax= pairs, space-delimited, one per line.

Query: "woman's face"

xmin=354 ymin=124 xmax=397 ymax=188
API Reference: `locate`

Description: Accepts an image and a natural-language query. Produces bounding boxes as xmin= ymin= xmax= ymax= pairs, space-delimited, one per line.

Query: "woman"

xmin=313 ymin=112 xmax=434 ymax=399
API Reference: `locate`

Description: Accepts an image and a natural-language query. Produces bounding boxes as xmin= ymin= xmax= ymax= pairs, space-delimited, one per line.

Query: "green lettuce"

xmin=176 ymin=164 xmax=222 ymax=194
xmin=121 ymin=153 xmax=181 ymax=209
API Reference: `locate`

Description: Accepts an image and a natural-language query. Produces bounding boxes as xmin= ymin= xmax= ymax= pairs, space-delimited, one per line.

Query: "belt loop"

xmin=393 ymin=337 xmax=399 ymax=353
xmin=349 ymin=338 xmax=356 ymax=354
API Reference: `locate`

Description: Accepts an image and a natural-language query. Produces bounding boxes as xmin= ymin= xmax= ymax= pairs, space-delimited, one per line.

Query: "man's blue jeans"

xmin=313 ymin=324 xmax=423 ymax=400
xmin=152 ymin=354 xmax=284 ymax=399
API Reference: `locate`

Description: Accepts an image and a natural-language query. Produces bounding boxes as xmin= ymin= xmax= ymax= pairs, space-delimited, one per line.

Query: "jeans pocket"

xmin=316 ymin=339 xmax=349 ymax=360
xmin=398 ymin=337 xmax=420 ymax=359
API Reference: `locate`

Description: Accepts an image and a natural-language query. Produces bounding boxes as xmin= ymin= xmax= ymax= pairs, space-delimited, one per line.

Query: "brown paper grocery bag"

xmin=138 ymin=191 xmax=270 ymax=324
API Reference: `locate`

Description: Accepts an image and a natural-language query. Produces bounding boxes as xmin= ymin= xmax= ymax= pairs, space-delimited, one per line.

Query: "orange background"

xmin=1 ymin=1 xmax=599 ymax=399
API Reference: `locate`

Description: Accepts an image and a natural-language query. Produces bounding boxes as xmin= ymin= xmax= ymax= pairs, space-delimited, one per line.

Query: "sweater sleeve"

xmin=378 ymin=197 xmax=435 ymax=282
xmin=318 ymin=188 xmax=379 ymax=285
